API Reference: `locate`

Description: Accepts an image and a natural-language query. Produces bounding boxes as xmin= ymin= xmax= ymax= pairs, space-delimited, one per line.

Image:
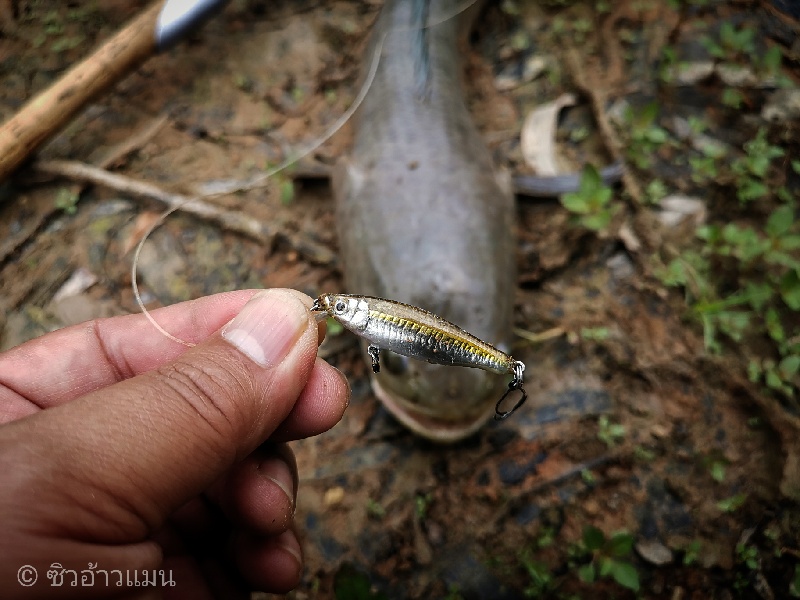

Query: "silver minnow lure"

xmin=312 ymin=293 xmax=527 ymax=419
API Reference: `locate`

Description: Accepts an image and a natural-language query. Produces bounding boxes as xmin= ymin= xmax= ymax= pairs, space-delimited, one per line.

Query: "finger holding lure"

xmin=311 ymin=293 xmax=527 ymax=420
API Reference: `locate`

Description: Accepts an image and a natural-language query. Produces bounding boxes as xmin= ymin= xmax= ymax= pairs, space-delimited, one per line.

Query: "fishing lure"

xmin=311 ymin=293 xmax=528 ymax=420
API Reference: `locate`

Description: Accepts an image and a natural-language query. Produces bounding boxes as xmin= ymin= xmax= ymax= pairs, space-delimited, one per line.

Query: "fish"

xmin=332 ymin=0 xmax=516 ymax=441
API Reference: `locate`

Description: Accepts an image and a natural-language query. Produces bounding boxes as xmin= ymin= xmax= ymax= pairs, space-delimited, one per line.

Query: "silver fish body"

xmin=333 ymin=0 xmax=516 ymax=441
xmin=315 ymin=293 xmax=517 ymax=374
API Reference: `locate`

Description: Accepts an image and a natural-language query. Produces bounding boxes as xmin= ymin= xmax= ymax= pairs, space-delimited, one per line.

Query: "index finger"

xmin=0 ymin=289 xmax=325 ymax=420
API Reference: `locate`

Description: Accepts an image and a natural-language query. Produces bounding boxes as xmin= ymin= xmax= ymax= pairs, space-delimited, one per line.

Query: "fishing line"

xmin=132 ymin=0 xmax=479 ymax=346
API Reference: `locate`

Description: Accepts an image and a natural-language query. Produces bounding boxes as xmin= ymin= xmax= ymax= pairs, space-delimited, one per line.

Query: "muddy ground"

xmin=1 ymin=1 xmax=799 ymax=598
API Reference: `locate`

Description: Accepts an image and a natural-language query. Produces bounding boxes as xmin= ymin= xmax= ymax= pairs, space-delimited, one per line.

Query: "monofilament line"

xmin=132 ymin=0 xmax=478 ymax=346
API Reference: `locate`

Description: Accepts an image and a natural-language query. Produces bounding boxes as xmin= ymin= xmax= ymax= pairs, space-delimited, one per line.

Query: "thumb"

xmin=1 ymin=289 xmax=321 ymax=543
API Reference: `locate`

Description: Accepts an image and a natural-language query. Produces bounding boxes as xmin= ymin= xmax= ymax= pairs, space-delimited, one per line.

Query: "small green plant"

xmin=581 ymin=468 xmax=596 ymax=484
xmin=536 ymin=527 xmax=556 ymax=549
xmin=716 ymin=493 xmax=747 ymax=513
xmin=702 ymin=22 xmax=756 ymax=62
xmin=657 ymin=159 xmax=799 ymax=402
xmin=561 ymin=165 xmax=619 ymax=231
xmin=689 ymin=142 xmax=727 ymax=185
xmin=51 ymin=35 xmax=84 ymax=53
xmin=634 ymin=446 xmax=656 ymax=462
xmin=645 ymin=178 xmax=669 ymax=204
xmin=658 ymin=45 xmax=678 ymax=83
xmin=569 ymin=126 xmax=590 ymax=143
xmin=759 ymin=46 xmax=784 ymax=79
xmin=54 ymin=188 xmax=79 ymax=214
xmin=518 ymin=548 xmax=556 ymax=597
xmin=709 ymin=461 xmax=726 ymax=483
xmin=731 ymin=128 xmax=785 ymax=203
xmin=580 ymin=327 xmax=610 ymax=341
xmin=333 ymin=564 xmax=386 ymax=600
xmin=366 ymin=498 xmax=385 ymax=519
xmin=722 ymin=88 xmax=745 ymax=110
xmin=736 ymin=543 xmax=760 ymax=570
xmin=623 ymin=102 xmax=671 ymax=169
xmin=597 ymin=415 xmax=626 ymax=448
xmin=572 ymin=526 xmax=640 ymax=592
xmin=415 ymin=492 xmax=433 ymax=520
xmin=682 ymin=540 xmax=702 ymax=565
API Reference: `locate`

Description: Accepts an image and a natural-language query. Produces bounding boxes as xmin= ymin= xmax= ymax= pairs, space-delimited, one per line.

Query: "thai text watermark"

xmin=17 ymin=563 xmax=175 ymax=588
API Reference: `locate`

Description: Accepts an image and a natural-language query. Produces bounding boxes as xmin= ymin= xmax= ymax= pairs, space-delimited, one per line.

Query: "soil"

xmin=1 ymin=1 xmax=799 ymax=599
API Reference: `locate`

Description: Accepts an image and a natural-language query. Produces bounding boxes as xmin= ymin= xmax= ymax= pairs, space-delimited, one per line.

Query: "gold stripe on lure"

xmin=311 ymin=293 xmax=527 ymax=420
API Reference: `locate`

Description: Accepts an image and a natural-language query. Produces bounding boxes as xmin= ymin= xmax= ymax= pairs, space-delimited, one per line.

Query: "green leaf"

xmin=778 ymin=355 xmax=800 ymax=380
xmin=581 ymin=327 xmax=610 ymax=341
xmin=717 ymin=493 xmax=747 ymax=512
xmin=722 ymin=88 xmax=744 ymax=109
xmin=766 ymin=367 xmax=784 ymax=390
xmin=716 ymin=310 xmax=750 ymax=342
xmin=581 ymin=211 xmax=614 ymax=231
xmin=598 ymin=556 xmax=615 ymax=578
xmin=521 ymin=557 xmax=552 ymax=587
xmin=744 ymin=281 xmax=773 ymax=311
xmin=766 ymin=205 xmax=795 ymax=238
xmin=610 ymin=561 xmax=640 ymax=592
xmin=334 ymin=565 xmax=386 ymax=600
xmin=702 ymin=314 xmax=722 ymax=354
xmin=767 ymin=252 xmax=800 ymax=271
xmin=780 ymin=236 xmax=800 ymax=252
xmin=780 ymin=271 xmax=800 ymax=310
xmin=748 ymin=360 xmax=762 ymax=383
xmin=279 ymin=179 xmax=295 ymax=205
xmin=561 ymin=193 xmax=591 ymax=214
xmin=581 ymin=164 xmax=603 ymax=194
xmin=683 ymin=540 xmax=701 ymax=566
xmin=736 ymin=179 xmax=768 ymax=203
xmin=659 ymin=258 xmax=688 ymax=287
xmin=640 ymin=102 xmax=659 ymax=127
xmin=766 ymin=308 xmax=786 ymax=343
xmin=710 ymin=461 xmax=726 ymax=483
xmin=593 ymin=186 xmax=613 ymax=206
xmin=583 ymin=525 xmax=605 ymax=551
xmin=577 ymin=563 xmax=596 ymax=583
xmin=761 ymin=46 xmax=782 ymax=74
xmin=645 ymin=126 xmax=669 ymax=145
xmin=792 ymin=160 xmax=800 ymax=175
xmin=608 ymin=532 xmax=635 ymax=557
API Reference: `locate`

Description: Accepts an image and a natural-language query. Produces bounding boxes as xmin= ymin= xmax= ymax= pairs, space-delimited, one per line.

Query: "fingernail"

xmin=259 ymin=457 xmax=295 ymax=513
xmin=276 ymin=529 xmax=302 ymax=567
xmin=222 ymin=291 xmax=308 ymax=367
xmin=333 ymin=366 xmax=351 ymax=410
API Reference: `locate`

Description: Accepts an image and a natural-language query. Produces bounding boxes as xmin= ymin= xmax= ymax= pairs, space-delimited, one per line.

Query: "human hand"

xmin=0 ymin=289 xmax=350 ymax=598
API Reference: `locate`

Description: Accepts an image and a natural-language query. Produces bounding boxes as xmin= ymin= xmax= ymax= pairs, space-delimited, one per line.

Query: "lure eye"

xmin=334 ymin=300 xmax=347 ymax=314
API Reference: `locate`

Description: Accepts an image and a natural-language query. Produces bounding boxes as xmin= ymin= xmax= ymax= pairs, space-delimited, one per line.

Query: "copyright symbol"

xmin=17 ymin=565 xmax=37 ymax=586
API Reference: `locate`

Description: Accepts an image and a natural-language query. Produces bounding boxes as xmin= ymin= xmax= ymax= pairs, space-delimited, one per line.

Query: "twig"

xmin=514 ymin=326 xmax=565 ymax=344
xmin=33 ymin=159 xmax=336 ymax=265
xmin=565 ymin=49 xmax=645 ymax=206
